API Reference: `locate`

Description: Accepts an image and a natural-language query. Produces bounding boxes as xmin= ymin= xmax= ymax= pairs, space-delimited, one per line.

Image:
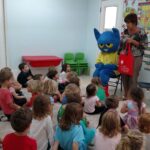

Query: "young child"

xmin=116 ymin=130 xmax=143 ymax=150
xmin=94 ymin=110 xmax=121 ymax=150
xmin=121 ymin=87 xmax=146 ymax=129
xmin=2 ymin=108 xmax=37 ymax=150
xmin=46 ymin=67 xmax=60 ymax=102
xmin=139 ymin=113 xmax=150 ymax=150
xmin=91 ymin=77 xmax=106 ymax=102
xmin=26 ymin=79 xmax=43 ymax=107
xmin=59 ymin=64 xmax=71 ymax=83
xmin=43 ymin=80 xmax=55 ymax=106
xmin=84 ymin=83 xmax=103 ymax=114
xmin=1 ymin=67 xmax=27 ymax=106
xmin=0 ymin=70 xmax=20 ymax=120
xmin=53 ymin=103 xmax=87 ymax=150
xmin=97 ymin=96 xmax=126 ymax=131
xmin=61 ymin=83 xmax=81 ymax=105
xmin=30 ymin=95 xmax=54 ymax=150
xmin=17 ymin=62 xmax=33 ymax=88
xmin=33 ymin=74 xmax=45 ymax=82
xmin=58 ymin=64 xmax=71 ymax=94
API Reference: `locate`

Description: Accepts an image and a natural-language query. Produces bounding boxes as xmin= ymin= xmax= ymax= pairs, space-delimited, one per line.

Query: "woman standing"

xmin=120 ymin=13 xmax=148 ymax=99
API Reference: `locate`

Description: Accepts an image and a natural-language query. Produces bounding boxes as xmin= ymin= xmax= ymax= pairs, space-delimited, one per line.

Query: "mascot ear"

xmin=94 ymin=28 xmax=101 ymax=41
xmin=112 ymin=28 xmax=120 ymax=41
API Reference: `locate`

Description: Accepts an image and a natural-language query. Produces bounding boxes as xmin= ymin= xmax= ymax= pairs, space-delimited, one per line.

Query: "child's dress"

xmin=123 ymin=100 xmax=146 ymax=129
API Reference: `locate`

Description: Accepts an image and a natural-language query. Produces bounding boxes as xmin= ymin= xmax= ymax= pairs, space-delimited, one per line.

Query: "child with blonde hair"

xmin=91 ymin=77 xmax=106 ymax=102
xmin=121 ymin=86 xmax=146 ymax=129
xmin=139 ymin=113 xmax=150 ymax=150
xmin=30 ymin=94 xmax=54 ymax=150
xmin=95 ymin=110 xmax=121 ymax=150
xmin=116 ymin=130 xmax=143 ymax=150
xmin=26 ymin=79 xmax=43 ymax=107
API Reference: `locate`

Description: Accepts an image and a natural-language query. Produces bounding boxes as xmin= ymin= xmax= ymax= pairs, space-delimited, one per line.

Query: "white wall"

xmin=0 ymin=0 xmax=6 ymax=68
xmin=85 ymin=0 xmax=101 ymax=75
xmin=4 ymin=0 xmax=88 ymax=71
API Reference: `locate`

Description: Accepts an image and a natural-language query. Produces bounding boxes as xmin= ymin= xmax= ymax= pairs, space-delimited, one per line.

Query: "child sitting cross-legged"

xmin=2 ymin=108 xmax=37 ymax=150
xmin=53 ymin=103 xmax=87 ymax=150
xmin=30 ymin=94 xmax=54 ymax=150
xmin=84 ymin=83 xmax=105 ymax=114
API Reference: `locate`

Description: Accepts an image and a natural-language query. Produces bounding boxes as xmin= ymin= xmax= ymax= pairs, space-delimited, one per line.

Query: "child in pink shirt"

xmin=0 ymin=69 xmax=20 ymax=120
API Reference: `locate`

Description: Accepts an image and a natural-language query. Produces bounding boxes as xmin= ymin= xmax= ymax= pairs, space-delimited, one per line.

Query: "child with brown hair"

xmin=2 ymin=108 xmax=37 ymax=150
xmin=116 ymin=130 xmax=143 ymax=150
xmin=139 ymin=113 xmax=150 ymax=150
xmin=30 ymin=94 xmax=54 ymax=150
xmin=0 ymin=70 xmax=20 ymax=120
xmin=98 ymin=96 xmax=126 ymax=131
xmin=95 ymin=110 xmax=121 ymax=150
xmin=84 ymin=83 xmax=103 ymax=114
xmin=53 ymin=103 xmax=87 ymax=150
xmin=121 ymin=86 xmax=146 ymax=129
xmin=26 ymin=79 xmax=43 ymax=107
xmin=46 ymin=67 xmax=61 ymax=102
xmin=91 ymin=77 xmax=106 ymax=102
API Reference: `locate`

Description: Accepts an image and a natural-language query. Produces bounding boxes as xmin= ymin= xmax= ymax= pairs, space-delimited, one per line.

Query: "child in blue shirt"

xmin=53 ymin=103 xmax=87 ymax=150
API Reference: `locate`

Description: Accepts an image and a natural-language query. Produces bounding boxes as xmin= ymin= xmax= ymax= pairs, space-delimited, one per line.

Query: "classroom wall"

xmin=4 ymin=0 xmax=88 ymax=72
xmin=85 ymin=0 xmax=101 ymax=75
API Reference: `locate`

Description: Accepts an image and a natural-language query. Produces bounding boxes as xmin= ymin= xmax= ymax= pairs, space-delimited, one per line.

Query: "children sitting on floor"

xmin=121 ymin=86 xmax=146 ymax=129
xmin=84 ymin=83 xmax=104 ymax=114
xmin=30 ymin=94 xmax=54 ymax=150
xmin=0 ymin=69 xmax=20 ymax=120
xmin=95 ymin=110 xmax=121 ymax=150
xmin=2 ymin=108 xmax=37 ymax=150
xmin=17 ymin=62 xmax=33 ymax=88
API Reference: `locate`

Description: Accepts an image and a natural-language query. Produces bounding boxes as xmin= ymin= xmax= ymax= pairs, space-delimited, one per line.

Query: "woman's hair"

xmin=47 ymin=67 xmax=58 ymax=79
xmin=100 ymin=110 xmax=120 ymax=138
xmin=61 ymin=64 xmax=68 ymax=72
xmin=128 ymin=86 xmax=144 ymax=114
xmin=139 ymin=113 xmax=150 ymax=133
xmin=86 ymin=83 xmax=96 ymax=97
xmin=124 ymin=13 xmax=138 ymax=25
xmin=116 ymin=130 xmax=143 ymax=150
xmin=60 ymin=103 xmax=83 ymax=130
xmin=27 ymin=79 xmax=43 ymax=93
xmin=64 ymin=83 xmax=81 ymax=103
xmin=91 ymin=77 xmax=103 ymax=88
xmin=43 ymin=79 xmax=57 ymax=95
xmin=33 ymin=94 xmax=52 ymax=119
xmin=105 ymin=95 xmax=119 ymax=109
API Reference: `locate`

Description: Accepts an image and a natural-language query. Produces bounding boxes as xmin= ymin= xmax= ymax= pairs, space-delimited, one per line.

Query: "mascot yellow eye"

xmin=98 ymin=44 xmax=104 ymax=48
xmin=106 ymin=43 xmax=113 ymax=48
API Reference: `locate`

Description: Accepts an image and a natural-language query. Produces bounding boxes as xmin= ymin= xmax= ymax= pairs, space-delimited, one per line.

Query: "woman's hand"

xmin=127 ymin=38 xmax=139 ymax=46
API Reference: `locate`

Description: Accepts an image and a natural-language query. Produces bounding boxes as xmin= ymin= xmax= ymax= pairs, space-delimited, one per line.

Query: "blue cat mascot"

xmin=93 ymin=28 xmax=120 ymax=96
